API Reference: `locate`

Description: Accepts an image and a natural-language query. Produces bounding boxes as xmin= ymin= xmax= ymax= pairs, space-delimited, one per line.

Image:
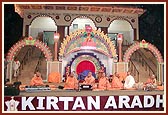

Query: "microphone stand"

xmin=76 ymin=76 xmax=80 ymax=92
xmin=78 ymin=81 xmax=80 ymax=92
xmin=106 ymin=77 xmax=108 ymax=91
xmin=122 ymin=80 xmax=125 ymax=90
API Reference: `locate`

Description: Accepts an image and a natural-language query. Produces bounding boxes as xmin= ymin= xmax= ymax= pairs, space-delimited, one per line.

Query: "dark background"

xmin=3 ymin=4 xmax=164 ymax=57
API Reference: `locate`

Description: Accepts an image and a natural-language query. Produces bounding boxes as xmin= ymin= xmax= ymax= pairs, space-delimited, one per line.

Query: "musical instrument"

xmin=25 ymin=85 xmax=51 ymax=92
xmin=144 ymin=83 xmax=157 ymax=91
xmin=80 ymin=84 xmax=92 ymax=90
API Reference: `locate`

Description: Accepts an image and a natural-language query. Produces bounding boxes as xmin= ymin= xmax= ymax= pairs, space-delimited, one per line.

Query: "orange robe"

xmin=30 ymin=75 xmax=44 ymax=86
xmin=83 ymin=76 xmax=95 ymax=85
xmin=98 ymin=77 xmax=111 ymax=90
xmin=111 ymin=76 xmax=123 ymax=89
xmin=48 ymin=72 xmax=61 ymax=83
xmin=64 ymin=76 xmax=78 ymax=90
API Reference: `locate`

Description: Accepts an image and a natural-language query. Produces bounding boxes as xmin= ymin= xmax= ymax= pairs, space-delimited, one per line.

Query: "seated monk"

xmin=48 ymin=72 xmax=61 ymax=83
xmin=124 ymin=71 xmax=135 ymax=89
xmin=97 ymin=72 xmax=111 ymax=90
xmin=83 ymin=71 xmax=95 ymax=86
xmin=97 ymin=71 xmax=103 ymax=81
xmin=30 ymin=71 xmax=44 ymax=86
xmin=144 ymin=74 xmax=157 ymax=90
xmin=64 ymin=73 xmax=78 ymax=90
xmin=145 ymin=74 xmax=157 ymax=85
xmin=111 ymin=72 xmax=123 ymax=89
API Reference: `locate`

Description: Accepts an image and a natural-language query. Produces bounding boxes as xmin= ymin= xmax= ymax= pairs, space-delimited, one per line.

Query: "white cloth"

xmin=13 ymin=60 xmax=20 ymax=77
xmin=124 ymin=75 xmax=135 ymax=89
xmin=13 ymin=61 xmax=20 ymax=70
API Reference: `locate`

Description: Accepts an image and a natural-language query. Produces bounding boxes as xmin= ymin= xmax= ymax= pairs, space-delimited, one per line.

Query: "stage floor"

xmin=5 ymin=81 xmax=164 ymax=97
xmin=19 ymin=89 xmax=164 ymax=97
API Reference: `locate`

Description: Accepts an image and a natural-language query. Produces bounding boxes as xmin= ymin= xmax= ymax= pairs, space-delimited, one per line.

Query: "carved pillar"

xmin=117 ymin=33 xmax=123 ymax=62
xmin=133 ymin=28 xmax=137 ymax=41
xmin=25 ymin=25 xmax=29 ymax=37
xmin=57 ymin=26 xmax=65 ymax=59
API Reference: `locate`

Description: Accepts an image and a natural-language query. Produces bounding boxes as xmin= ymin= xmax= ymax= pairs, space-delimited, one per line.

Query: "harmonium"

xmin=79 ymin=84 xmax=92 ymax=90
xmin=24 ymin=85 xmax=51 ymax=92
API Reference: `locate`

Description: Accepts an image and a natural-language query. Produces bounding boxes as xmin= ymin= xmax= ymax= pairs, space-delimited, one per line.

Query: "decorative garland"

xmin=123 ymin=40 xmax=163 ymax=63
xmin=6 ymin=37 xmax=53 ymax=61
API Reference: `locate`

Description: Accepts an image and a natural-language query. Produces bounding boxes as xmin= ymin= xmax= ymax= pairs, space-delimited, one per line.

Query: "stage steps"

xmin=123 ymin=43 xmax=158 ymax=82
xmin=139 ymin=48 xmax=157 ymax=67
xmin=131 ymin=60 xmax=149 ymax=83
xmin=12 ymin=47 xmax=43 ymax=85
xmin=135 ymin=49 xmax=157 ymax=76
xmin=130 ymin=48 xmax=158 ymax=83
xmin=37 ymin=57 xmax=47 ymax=80
xmin=14 ymin=46 xmax=30 ymax=61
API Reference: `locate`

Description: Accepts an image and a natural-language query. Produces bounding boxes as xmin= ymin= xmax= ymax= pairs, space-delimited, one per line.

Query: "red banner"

xmin=4 ymin=95 xmax=164 ymax=112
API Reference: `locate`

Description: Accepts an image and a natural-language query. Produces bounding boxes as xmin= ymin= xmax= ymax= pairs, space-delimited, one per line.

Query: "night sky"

xmin=3 ymin=4 xmax=164 ymax=57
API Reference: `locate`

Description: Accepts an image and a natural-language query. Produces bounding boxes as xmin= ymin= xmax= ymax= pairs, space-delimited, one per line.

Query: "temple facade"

xmin=14 ymin=4 xmax=145 ymax=45
xmin=5 ymin=4 xmax=164 ymax=84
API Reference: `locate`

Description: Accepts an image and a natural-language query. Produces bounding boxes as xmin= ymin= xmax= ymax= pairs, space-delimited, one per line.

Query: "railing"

xmin=4 ymin=61 xmax=8 ymax=84
xmin=34 ymin=52 xmax=43 ymax=73
xmin=128 ymin=59 xmax=140 ymax=82
xmin=139 ymin=49 xmax=157 ymax=67
xmin=133 ymin=50 xmax=156 ymax=76
xmin=18 ymin=46 xmax=34 ymax=75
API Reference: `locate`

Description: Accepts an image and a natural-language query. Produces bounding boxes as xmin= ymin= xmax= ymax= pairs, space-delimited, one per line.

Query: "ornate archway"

xmin=59 ymin=27 xmax=117 ymax=58
xmin=123 ymin=40 xmax=163 ymax=63
xmin=110 ymin=17 xmax=134 ymax=29
xmin=68 ymin=15 xmax=97 ymax=36
xmin=60 ymin=26 xmax=116 ymax=77
xmin=65 ymin=52 xmax=105 ymax=80
xmin=6 ymin=36 xmax=53 ymax=61
xmin=70 ymin=53 xmax=104 ymax=74
xmin=29 ymin=14 xmax=56 ymax=26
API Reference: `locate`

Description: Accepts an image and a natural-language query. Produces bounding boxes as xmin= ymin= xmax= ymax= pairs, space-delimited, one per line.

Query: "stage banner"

xmin=4 ymin=95 xmax=164 ymax=112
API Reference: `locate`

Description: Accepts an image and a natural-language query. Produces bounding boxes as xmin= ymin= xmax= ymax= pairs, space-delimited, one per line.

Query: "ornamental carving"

xmin=6 ymin=37 xmax=53 ymax=61
xmin=59 ymin=28 xmax=117 ymax=58
xmin=123 ymin=40 xmax=163 ymax=63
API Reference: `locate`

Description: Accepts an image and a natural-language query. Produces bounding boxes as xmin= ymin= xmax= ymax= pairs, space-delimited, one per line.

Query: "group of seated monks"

xmin=63 ymin=71 xmax=161 ymax=91
xmin=29 ymin=70 xmax=161 ymax=91
xmin=63 ymin=71 xmax=137 ymax=90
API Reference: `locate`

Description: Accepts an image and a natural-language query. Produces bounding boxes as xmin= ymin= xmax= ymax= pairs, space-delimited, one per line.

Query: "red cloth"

xmin=76 ymin=61 xmax=95 ymax=74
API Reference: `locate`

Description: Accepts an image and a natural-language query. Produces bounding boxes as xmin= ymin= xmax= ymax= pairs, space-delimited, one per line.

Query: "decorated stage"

xmin=19 ymin=88 xmax=164 ymax=97
xmin=4 ymin=24 xmax=165 ymax=112
xmin=4 ymin=83 xmax=164 ymax=112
